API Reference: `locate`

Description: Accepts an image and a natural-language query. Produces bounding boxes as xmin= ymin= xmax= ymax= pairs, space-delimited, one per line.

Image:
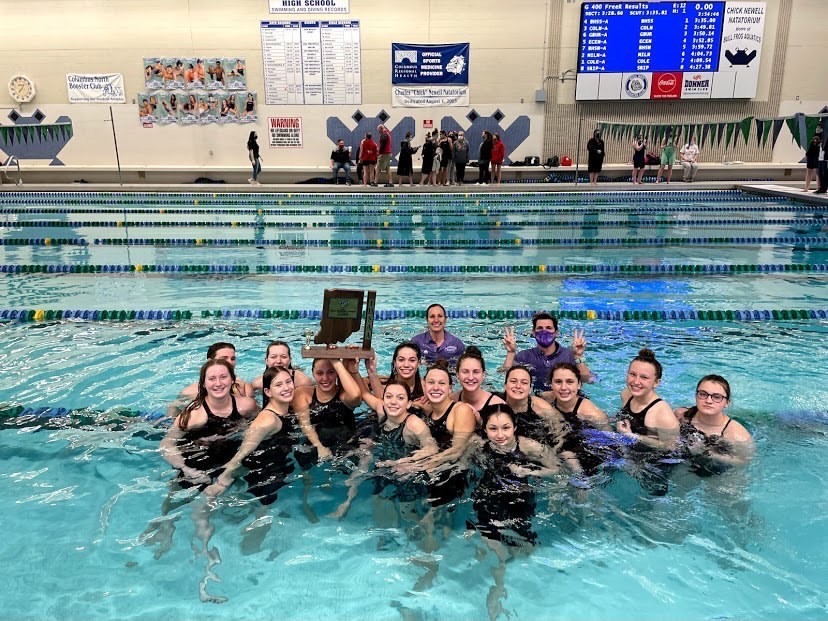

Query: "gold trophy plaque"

xmin=301 ymin=289 xmax=377 ymax=359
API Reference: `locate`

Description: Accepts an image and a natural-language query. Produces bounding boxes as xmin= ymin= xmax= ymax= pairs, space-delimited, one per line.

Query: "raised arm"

xmin=293 ymin=386 xmax=333 ymax=460
xmin=364 ymin=354 xmax=385 ymax=398
xmin=332 ymin=358 xmax=362 ymax=408
xmin=344 ymin=357 xmax=373 ymax=406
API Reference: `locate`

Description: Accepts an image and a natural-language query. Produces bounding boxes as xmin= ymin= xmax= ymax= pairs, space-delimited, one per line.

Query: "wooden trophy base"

xmin=300 ymin=345 xmax=374 ymax=359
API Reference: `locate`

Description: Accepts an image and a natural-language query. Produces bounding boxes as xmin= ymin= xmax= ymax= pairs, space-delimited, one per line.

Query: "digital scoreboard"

xmin=575 ymin=1 xmax=766 ymax=101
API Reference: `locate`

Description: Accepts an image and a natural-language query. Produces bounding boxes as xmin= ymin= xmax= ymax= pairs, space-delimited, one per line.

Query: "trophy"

xmin=301 ymin=288 xmax=376 ymax=359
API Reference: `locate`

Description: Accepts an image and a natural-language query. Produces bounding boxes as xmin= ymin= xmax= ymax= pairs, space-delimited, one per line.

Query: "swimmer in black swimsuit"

xmin=616 ymin=348 xmax=679 ymax=495
xmin=675 ymin=374 xmax=754 ymax=475
xmin=500 ymin=364 xmax=565 ymax=447
xmin=454 ymin=346 xmax=506 ymax=427
xmin=292 ymin=357 xmax=362 ymax=522
xmin=401 ymin=361 xmax=477 ymax=554
xmin=206 ymin=366 xmax=298 ymax=503
xmin=467 ymin=403 xmax=562 ymax=620
xmin=547 ymin=362 xmax=610 ymax=475
xmin=330 ymin=380 xmax=437 ymax=534
xmin=146 ymin=359 xmax=258 ymax=600
xmin=616 ymin=348 xmax=678 ymax=449
xmin=204 ymin=366 xmax=298 ymax=554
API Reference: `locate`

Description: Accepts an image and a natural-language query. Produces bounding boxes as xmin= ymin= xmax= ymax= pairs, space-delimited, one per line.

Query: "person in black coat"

xmin=477 ymin=130 xmax=493 ymax=184
xmin=586 ymin=129 xmax=605 ymax=185
xmin=397 ymin=132 xmax=419 ymax=186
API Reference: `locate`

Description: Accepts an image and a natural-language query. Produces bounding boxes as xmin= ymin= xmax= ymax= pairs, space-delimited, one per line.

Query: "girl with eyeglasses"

xmin=674 ymin=375 xmax=754 ymax=472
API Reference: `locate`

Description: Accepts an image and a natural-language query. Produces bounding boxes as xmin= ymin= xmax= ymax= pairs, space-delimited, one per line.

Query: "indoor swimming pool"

xmin=1 ymin=190 xmax=827 ymax=621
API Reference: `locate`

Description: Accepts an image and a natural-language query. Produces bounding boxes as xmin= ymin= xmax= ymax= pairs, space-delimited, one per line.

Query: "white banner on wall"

xmin=269 ymin=0 xmax=349 ymax=14
xmin=268 ymin=116 xmax=303 ymax=147
xmin=260 ymin=20 xmax=361 ymax=105
xmin=718 ymin=1 xmax=766 ymax=98
xmin=391 ymin=85 xmax=469 ymax=107
xmin=66 ymin=73 xmax=125 ymax=103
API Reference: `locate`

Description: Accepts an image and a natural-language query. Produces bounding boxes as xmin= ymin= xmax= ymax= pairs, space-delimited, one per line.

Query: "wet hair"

xmin=265 ymin=340 xmax=294 ymax=368
xmin=480 ymin=402 xmax=516 ymax=428
xmin=426 ymin=303 xmax=447 ymax=317
xmin=179 ymin=359 xmax=236 ymax=430
xmin=262 ymin=365 xmax=292 ymax=408
xmin=383 ymin=378 xmax=412 ymax=400
xmin=630 ymin=348 xmax=663 ymax=380
xmin=531 ymin=312 xmax=559 ymax=331
xmin=424 ymin=359 xmax=453 ymax=385
xmin=504 ymin=364 xmax=532 ymax=384
xmin=311 ymin=357 xmax=334 ymax=372
xmin=549 ymin=362 xmax=581 ymax=385
xmin=696 ymin=374 xmax=731 ymax=400
xmin=206 ymin=342 xmax=235 ymax=359
xmin=457 ymin=345 xmax=486 ymax=372
xmin=389 ymin=341 xmax=423 ymax=397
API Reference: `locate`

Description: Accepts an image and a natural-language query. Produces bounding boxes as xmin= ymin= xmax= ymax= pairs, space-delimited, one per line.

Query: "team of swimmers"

xmin=155 ymin=304 xmax=754 ymax=609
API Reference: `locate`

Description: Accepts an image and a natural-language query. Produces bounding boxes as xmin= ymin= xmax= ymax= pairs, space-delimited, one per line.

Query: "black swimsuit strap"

xmin=719 ymin=417 xmax=733 ymax=435
xmin=201 ymin=395 xmax=237 ymax=419
xmin=554 ymin=397 xmax=583 ymax=416
xmin=625 ymin=397 xmax=662 ymax=416
xmin=262 ymin=406 xmax=287 ymax=418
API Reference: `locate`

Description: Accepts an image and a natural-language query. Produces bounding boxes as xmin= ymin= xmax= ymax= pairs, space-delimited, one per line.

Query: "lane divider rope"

xmin=2 ymin=236 xmax=826 ymax=248
xmin=2 ymin=308 xmax=826 ymax=322
xmin=2 ymin=263 xmax=826 ymax=275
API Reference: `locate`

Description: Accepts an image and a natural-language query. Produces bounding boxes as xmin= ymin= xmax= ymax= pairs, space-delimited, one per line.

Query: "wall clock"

xmin=8 ymin=74 xmax=36 ymax=103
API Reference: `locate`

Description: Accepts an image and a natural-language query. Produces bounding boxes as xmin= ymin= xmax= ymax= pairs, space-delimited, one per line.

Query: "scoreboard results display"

xmin=575 ymin=1 xmax=766 ymax=100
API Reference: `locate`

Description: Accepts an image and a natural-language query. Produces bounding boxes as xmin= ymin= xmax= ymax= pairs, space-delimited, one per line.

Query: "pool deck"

xmin=2 ymin=179 xmax=827 ymax=207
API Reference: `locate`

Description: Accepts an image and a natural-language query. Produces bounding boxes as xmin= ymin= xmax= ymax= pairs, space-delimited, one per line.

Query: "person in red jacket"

xmin=377 ymin=124 xmax=394 ymax=187
xmin=359 ymin=132 xmax=379 ymax=186
xmin=491 ymin=134 xmax=506 ymax=185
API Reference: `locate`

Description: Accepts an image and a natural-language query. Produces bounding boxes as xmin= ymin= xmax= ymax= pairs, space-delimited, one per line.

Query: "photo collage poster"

xmin=138 ymin=57 xmax=256 ymax=125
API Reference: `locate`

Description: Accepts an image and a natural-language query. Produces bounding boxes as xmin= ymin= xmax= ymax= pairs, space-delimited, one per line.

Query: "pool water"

xmin=1 ymin=191 xmax=827 ymax=621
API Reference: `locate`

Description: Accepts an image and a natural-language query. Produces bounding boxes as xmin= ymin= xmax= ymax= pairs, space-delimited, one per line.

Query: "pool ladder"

xmin=1 ymin=155 xmax=22 ymax=186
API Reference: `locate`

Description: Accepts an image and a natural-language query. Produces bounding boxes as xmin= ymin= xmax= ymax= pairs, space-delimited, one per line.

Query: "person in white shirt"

xmin=679 ymin=136 xmax=700 ymax=182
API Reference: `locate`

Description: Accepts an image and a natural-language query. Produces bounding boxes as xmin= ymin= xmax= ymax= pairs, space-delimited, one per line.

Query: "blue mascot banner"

xmin=391 ymin=43 xmax=469 ymax=85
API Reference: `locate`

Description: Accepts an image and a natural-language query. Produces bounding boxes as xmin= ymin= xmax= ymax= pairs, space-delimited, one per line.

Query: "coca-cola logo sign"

xmin=650 ymin=71 xmax=682 ymax=99
xmin=657 ymin=73 xmax=677 ymax=91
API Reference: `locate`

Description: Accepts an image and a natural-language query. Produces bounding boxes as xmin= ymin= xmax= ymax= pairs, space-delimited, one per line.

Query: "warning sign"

xmin=268 ymin=116 xmax=303 ymax=147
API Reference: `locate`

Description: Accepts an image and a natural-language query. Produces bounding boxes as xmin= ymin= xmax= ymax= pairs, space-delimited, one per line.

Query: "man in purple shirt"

xmin=502 ymin=312 xmax=592 ymax=392
xmin=410 ymin=303 xmax=466 ymax=367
